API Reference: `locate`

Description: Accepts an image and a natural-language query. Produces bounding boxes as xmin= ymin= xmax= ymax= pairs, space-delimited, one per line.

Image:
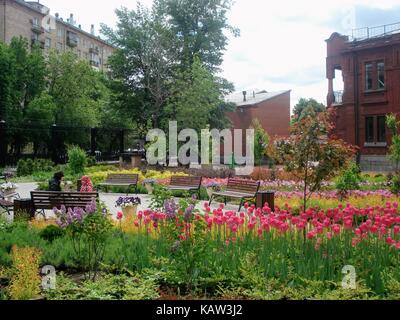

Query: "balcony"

xmin=90 ymin=60 xmax=100 ymax=68
xmin=31 ymin=37 xmax=45 ymax=49
xmin=31 ymin=21 xmax=45 ymax=34
xmin=89 ymin=47 xmax=99 ymax=54
xmin=333 ymin=90 xmax=343 ymax=105
xmin=66 ymin=31 xmax=78 ymax=47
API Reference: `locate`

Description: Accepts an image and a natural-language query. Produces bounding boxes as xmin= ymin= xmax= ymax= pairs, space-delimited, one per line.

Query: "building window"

xmin=45 ymin=38 xmax=51 ymax=49
xmin=377 ymin=62 xmax=385 ymax=89
xmin=365 ymin=115 xmax=387 ymax=145
xmin=57 ymin=28 xmax=63 ymax=38
xmin=377 ymin=115 xmax=386 ymax=143
xmin=365 ymin=63 xmax=373 ymax=91
xmin=56 ymin=42 xmax=63 ymax=52
xmin=365 ymin=116 xmax=374 ymax=143
xmin=32 ymin=17 xmax=39 ymax=26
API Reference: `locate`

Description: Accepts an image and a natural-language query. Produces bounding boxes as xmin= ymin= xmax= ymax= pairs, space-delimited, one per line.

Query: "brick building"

xmin=0 ymin=0 xmax=114 ymax=71
xmin=222 ymin=90 xmax=291 ymax=163
xmin=226 ymin=89 xmax=291 ymax=137
xmin=326 ymin=23 xmax=400 ymax=171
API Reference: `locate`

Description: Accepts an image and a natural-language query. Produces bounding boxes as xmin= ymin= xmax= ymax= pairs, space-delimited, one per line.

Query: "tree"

xmin=101 ymin=0 xmax=238 ymax=132
xmin=293 ymin=98 xmax=325 ymax=123
xmin=251 ymin=119 xmax=270 ymax=166
xmin=386 ymin=114 xmax=400 ymax=171
xmin=275 ymin=108 xmax=355 ymax=210
xmin=101 ymin=4 xmax=178 ymax=131
xmin=156 ymin=0 xmax=239 ymax=72
xmin=165 ymin=56 xmax=234 ymax=132
xmin=0 ymin=37 xmax=46 ymax=156
xmin=25 ymin=94 xmax=56 ymax=155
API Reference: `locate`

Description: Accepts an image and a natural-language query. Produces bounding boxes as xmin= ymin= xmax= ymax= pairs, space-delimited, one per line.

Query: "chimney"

xmin=242 ymin=91 xmax=247 ymax=102
xmin=90 ymin=24 xmax=95 ymax=35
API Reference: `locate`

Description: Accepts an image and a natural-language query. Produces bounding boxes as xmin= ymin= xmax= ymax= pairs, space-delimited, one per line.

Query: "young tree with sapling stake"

xmin=275 ymin=107 xmax=355 ymax=211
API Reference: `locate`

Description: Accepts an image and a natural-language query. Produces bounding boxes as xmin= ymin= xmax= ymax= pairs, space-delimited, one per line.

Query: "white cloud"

xmin=42 ymin=0 xmax=400 ymax=109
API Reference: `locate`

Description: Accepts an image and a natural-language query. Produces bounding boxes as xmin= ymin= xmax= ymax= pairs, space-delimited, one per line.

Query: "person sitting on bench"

xmin=49 ymin=171 xmax=64 ymax=192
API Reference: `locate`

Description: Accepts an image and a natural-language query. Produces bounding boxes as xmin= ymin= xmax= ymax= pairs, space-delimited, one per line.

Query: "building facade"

xmin=326 ymin=23 xmax=400 ymax=171
xmin=221 ymin=90 xmax=291 ymax=163
xmin=0 ymin=0 xmax=114 ymax=71
xmin=226 ymin=89 xmax=291 ymax=138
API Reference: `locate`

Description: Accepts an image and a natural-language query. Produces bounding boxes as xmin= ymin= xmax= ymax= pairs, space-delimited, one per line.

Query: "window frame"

xmin=377 ymin=61 xmax=385 ymax=90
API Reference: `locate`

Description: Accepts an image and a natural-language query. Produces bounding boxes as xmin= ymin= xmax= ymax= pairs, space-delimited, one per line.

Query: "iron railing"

xmin=350 ymin=21 xmax=400 ymax=41
xmin=333 ymin=90 xmax=344 ymax=105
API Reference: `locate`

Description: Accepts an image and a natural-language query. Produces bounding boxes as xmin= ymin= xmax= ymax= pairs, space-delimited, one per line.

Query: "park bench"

xmin=209 ymin=178 xmax=260 ymax=212
xmin=97 ymin=174 xmax=139 ymax=194
xmin=31 ymin=191 xmax=99 ymax=218
xmin=168 ymin=176 xmax=203 ymax=199
xmin=0 ymin=199 xmax=14 ymax=217
xmin=0 ymin=190 xmax=20 ymax=217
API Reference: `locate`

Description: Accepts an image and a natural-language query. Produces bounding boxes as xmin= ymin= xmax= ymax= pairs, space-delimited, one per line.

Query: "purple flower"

xmin=184 ymin=204 xmax=195 ymax=222
xmin=164 ymin=199 xmax=177 ymax=219
xmin=115 ymin=197 xmax=141 ymax=208
xmin=85 ymin=200 xmax=97 ymax=214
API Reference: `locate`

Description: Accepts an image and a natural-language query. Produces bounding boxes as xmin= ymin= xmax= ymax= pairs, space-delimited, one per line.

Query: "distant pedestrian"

xmin=49 ymin=171 xmax=64 ymax=192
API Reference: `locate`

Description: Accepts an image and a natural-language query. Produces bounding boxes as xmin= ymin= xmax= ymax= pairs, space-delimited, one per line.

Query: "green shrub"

xmin=39 ymin=225 xmax=65 ymax=243
xmin=44 ymin=272 xmax=160 ymax=300
xmin=335 ymin=162 xmax=362 ymax=199
xmin=67 ymin=145 xmax=88 ymax=176
xmin=16 ymin=158 xmax=55 ymax=177
xmin=388 ymin=173 xmax=400 ymax=195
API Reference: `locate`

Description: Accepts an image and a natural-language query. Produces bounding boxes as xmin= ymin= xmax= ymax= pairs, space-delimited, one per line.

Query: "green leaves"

xmin=275 ymin=109 xmax=355 ymax=209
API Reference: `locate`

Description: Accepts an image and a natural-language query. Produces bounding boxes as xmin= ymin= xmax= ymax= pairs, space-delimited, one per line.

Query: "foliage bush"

xmin=17 ymin=158 xmax=55 ymax=177
xmin=9 ymin=246 xmax=42 ymax=300
xmin=39 ymin=225 xmax=65 ymax=243
xmin=335 ymin=162 xmax=362 ymax=199
xmin=44 ymin=272 xmax=160 ymax=300
xmin=67 ymin=145 xmax=88 ymax=176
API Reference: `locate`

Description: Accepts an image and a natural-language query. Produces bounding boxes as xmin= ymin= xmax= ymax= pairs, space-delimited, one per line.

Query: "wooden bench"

xmin=209 ymin=178 xmax=260 ymax=212
xmin=31 ymin=191 xmax=99 ymax=218
xmin=97 ymin=174 xmax=139 ymax=194
xmin=0 ymin=199 xmax=14 ymax=217
xmin=0 ymin=192 xmax=20 ymax=217
xmin=168 ymin=176 xmax=203 ymax=199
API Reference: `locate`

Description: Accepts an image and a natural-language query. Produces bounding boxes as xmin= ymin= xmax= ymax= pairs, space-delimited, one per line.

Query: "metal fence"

xmin=351 ymin=21 xmax=400 ymax=41
xmin=0 ymin=121 xmax=142 ymax=166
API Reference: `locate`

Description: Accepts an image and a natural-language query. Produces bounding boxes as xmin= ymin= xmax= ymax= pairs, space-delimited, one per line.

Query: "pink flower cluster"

xmin=131 ymin=201 xmax=400 ymax=251
xmin=275 ymin=190 xmax=394 ymax=199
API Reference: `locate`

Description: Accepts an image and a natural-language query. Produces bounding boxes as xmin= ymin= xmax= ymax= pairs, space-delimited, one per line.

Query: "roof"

xmin=226 ymin=90 xmax=291 ymax=107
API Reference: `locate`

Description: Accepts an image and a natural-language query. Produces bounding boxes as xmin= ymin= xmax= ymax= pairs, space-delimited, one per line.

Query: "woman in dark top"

xmin=49 ymin=172 xmax=64 ymax=192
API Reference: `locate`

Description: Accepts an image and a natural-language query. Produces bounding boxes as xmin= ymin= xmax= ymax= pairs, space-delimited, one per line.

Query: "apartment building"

xmin=326 ymin=22 xmax=400 ymax=171
xmin=0 ymin=0 xmax=114 ymax=71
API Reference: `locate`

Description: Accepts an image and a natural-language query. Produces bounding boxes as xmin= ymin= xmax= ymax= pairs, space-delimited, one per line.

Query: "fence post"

xmin=0 ymin=120 xmax=7 ymax=167
xmin=119 ymin=129 xmax=125 ymax=155
xmin=91 ymin=128 xmax=97 ymax=156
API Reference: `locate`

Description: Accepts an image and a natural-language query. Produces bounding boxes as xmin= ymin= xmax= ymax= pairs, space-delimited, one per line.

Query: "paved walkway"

xmin=7 ymin=183 xmax=240 ymax=220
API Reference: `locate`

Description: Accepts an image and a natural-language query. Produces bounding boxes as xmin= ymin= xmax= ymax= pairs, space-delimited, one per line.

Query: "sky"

xmin=41 ymin=0 xmax=400 ymax=109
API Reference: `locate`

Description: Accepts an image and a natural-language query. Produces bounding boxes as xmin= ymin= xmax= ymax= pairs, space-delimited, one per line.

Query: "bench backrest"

xmin=226 ymin=178 xmax=260 ymax=195
xmin=105 ymin=174 xmax=139 ymax=184
xmin=170 ymin=176 xmax=202 ymax=188
xmin=31 ymin=191 xmax=99 ymax=210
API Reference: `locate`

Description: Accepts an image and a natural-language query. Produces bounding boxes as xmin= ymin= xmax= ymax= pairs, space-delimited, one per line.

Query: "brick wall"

xmin=327 ymin=32 xmax=400 ymax=157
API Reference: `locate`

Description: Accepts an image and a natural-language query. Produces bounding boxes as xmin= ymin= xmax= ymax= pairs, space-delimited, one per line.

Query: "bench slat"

xmin=31 ymin=191 xmax=98 ymax=210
